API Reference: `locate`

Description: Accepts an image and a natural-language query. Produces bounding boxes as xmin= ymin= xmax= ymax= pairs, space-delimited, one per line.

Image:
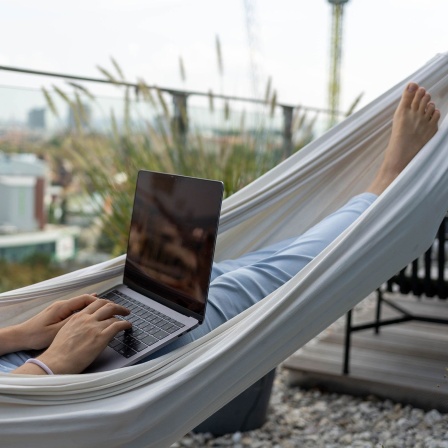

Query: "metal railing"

xmin=0 ymin=65 xmax=347 ymax=156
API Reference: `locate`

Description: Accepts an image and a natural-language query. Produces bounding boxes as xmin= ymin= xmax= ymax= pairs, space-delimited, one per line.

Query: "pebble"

xmin=173 ymin=366 xmax=448 ymax=448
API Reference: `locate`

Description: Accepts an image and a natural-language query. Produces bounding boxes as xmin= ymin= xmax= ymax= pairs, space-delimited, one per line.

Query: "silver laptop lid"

xmin=123 ymin=170 xmax=223 ymax=323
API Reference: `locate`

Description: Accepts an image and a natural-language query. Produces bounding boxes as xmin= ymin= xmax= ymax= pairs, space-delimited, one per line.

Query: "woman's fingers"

xmin=50 ymin=294 xmax=98 ymax=322
xmin=81 ymin=298 xmax=130 ymax=319
xmin=101 ymin=318 xmax=132 ymax=337
xmin=93 ymin=302 xmax=131 ymax=321
xmin=65 ymin=294 xmax=98 ymax=309
xmin=52 ymin=295 xmax=130 ymax=323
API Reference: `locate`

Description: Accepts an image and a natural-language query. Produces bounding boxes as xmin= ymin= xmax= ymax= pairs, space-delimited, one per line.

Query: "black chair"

xmin=343 ymin=215 xmax=448 ymax=374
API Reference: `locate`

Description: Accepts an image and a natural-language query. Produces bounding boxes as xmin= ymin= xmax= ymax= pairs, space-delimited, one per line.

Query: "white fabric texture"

xmin=0 ymin=53 xmax=447 ymax=448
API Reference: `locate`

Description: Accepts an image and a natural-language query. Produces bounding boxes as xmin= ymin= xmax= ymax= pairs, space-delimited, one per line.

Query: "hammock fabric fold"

xmin=1 ymin=53 xmax=448 ymax=447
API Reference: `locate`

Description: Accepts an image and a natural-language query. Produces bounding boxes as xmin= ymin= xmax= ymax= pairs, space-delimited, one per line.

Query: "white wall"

xmin=0 ymin=176 xmax=37 ymax=232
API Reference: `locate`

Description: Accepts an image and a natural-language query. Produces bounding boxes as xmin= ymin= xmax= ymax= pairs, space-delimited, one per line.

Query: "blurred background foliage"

xmin=0 ymin=255 xmax=66 ymax=293
xmin=1 ymin=44 xmax=362 ymax=291
xmin=1 ymin=57 xmax=324 ymax=292
xmin=42 ymin=57 xmax=317 ymax=256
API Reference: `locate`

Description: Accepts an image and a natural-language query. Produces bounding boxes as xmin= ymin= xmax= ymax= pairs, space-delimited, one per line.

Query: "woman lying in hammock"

xmin=0 ymin=82 xmax=441 ymax=375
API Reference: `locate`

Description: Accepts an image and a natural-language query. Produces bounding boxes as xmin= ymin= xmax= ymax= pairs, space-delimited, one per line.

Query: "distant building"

xmin=0 ymin=152 xmax=46 ymax=232
xmin=0 ymin=152 xmax=80 ymax=262
xmin=28 ymin=108 xmax=46 ymax=130
xmin=0 ymin=226 xmax=79 ymax=263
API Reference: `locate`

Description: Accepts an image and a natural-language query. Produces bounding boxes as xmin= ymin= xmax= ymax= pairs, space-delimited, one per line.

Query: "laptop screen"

xmin=123 ymin=170 xmax=223 ymax=322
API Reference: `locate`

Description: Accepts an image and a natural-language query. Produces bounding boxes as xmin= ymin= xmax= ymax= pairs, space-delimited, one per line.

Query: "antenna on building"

xmin=327 ymin=0 xmax=349 ymax=127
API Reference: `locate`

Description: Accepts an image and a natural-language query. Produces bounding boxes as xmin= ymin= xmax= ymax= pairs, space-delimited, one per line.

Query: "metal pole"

xmin=172 ymin=93 xmax=188 ymax=147
xmin=327 ymin=0 xmax=349 ymax=128
xmin=282 ymin=105 xmax=294 ymax=157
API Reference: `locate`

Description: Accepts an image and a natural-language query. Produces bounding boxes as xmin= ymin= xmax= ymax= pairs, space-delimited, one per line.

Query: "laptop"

xmin=86 ymin=170 xmax=223 ymax=373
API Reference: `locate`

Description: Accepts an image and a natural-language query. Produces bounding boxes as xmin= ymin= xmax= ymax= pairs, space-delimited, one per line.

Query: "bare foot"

xmin=367 ymin=82 xmax=441 ymax=195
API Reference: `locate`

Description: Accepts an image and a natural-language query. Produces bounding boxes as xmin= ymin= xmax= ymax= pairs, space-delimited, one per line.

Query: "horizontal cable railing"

xmin=0 ymin=65 xmax=347 ymax=156
xmin=0 ymin=65 xmax=342 ymax=114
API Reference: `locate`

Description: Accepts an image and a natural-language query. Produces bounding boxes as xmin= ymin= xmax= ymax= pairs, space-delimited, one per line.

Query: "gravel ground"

xmin=174 ymin=365 xmax=448 ymax=447
xmin=173 ymin=292 xmax=448 ymax=447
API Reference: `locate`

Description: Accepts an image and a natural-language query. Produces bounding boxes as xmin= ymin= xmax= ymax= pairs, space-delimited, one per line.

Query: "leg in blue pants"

xmin=150 ymin=192 xmax=377 ymax=358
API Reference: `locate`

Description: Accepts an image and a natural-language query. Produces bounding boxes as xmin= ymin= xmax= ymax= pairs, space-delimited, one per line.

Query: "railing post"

xmin=172 ymin=93 xmax=189 ymax=147
xmin=343 ymin=309 xmax=352 ymax=375
xmin=375 ymin=288 xmax=383 ymax=334
xmin=282 ymin=105 xmax=293 ymax=158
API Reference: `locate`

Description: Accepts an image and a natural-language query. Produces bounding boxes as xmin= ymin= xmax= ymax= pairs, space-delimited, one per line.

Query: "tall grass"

xmin=0 ymin=255 xmax=66 ymax=293
xmin=44 ymin=59 xmax=317 ymax=256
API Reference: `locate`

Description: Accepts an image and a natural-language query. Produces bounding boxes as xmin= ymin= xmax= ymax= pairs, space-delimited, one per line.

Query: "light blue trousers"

xmin=149 ymin=192 xmax=377 ymax=358
xmin=0 ymin=193 xmax=377 ymax=372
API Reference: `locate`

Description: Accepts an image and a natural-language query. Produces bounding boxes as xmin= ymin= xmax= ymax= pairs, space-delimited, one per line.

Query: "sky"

xmin=0 ymin=0 xmax=446 ymax=121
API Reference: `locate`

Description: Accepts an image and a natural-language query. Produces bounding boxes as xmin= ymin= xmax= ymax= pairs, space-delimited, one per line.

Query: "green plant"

xmin=42 ymin=52 xmax=319 ymax=256
xmin=0 ymin=255 xmax=66 ymax=293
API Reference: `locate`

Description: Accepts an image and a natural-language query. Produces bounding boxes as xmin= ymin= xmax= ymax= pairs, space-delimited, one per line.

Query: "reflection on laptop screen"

xmin=123 ymin=171 xmax=223 ymax=321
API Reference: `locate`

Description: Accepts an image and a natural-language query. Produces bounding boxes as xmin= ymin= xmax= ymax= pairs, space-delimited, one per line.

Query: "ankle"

xmin=366 ymin=167 xmax=398 ymax=196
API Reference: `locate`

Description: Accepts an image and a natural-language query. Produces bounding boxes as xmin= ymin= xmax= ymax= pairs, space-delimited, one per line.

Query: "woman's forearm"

xmin=0 ymin=324 xmax=30 ymax=356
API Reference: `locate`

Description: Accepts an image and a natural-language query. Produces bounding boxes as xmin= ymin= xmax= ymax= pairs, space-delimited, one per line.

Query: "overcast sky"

xmin=0 ymin=0 xmax=446 ymax=118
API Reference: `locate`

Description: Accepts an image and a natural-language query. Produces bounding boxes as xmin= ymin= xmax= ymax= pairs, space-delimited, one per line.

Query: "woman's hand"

xmin=12 ymin=298 xmax=131 ymax=375
xmin=15 ymin=294 xmax=101 ymax=351
xmin=36 ymin=299 xmax=131 ymax=374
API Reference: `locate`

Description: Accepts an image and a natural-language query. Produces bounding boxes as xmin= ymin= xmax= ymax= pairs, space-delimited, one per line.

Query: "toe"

xmin=401 ymin=82 xmax=419 ymax=108
xmin=430 ymin=108 xmax=441 ymax=124
xmin=425 ymin=102 xmax=436 ymax=119
xmin=411 ymin=87 xmax=426 ymax=111
xmin=419 ymin=93 xmax=431 ymax=113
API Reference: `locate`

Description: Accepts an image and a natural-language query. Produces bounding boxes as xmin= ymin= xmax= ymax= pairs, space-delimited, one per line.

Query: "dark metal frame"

xmin=343 ymin=216 xmax=448 ymax=375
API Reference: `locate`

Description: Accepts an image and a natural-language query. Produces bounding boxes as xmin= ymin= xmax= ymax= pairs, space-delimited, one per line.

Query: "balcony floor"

xmin=284 ymin=294 xmax=448 ymax=412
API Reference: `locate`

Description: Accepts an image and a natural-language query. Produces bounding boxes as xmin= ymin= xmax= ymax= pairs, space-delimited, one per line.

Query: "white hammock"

xmin=1 ymin=53 xmax=447 ymax=448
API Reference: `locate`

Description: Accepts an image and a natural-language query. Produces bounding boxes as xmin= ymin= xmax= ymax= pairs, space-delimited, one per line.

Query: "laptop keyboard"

xmin=101 ymin=290 xmax=185 ymax=359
